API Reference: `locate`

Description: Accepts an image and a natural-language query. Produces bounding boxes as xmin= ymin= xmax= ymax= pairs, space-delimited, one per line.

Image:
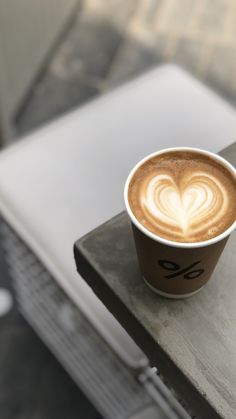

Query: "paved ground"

xmin=3 ymin=1 xmax=236 ymax=418
xmin=16 ymin=0 xmax=236 ymax=134
xmin=0 ymin=240 xmax=102 ymax=419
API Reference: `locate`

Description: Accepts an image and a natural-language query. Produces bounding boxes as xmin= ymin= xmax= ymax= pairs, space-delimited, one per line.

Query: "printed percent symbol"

xmin=158 ymin=260 xmax=204 ymax=279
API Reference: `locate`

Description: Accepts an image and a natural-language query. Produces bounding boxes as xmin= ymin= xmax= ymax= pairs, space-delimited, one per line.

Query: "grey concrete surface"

xmin=74 ymin=144 xmax=236 ymax=419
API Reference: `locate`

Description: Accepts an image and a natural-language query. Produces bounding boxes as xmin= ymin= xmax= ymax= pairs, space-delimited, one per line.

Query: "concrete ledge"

xmin=75 ymin=143 xmax=236 ymax=419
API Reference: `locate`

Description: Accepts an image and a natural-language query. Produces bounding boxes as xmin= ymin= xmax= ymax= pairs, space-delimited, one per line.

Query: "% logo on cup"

xmin=158 ymin=260 xmax=204 ymax=280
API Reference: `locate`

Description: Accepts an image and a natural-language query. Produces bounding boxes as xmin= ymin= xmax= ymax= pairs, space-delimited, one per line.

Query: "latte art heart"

xmin=142 ymin=173 xmax=228 ymax=240
xmin=128 ymin=151 xmax=236 ymax=242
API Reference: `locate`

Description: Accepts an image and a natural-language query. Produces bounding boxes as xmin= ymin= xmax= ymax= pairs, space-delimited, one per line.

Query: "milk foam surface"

xmin=128 ymin=151 xmax=236 ymax=242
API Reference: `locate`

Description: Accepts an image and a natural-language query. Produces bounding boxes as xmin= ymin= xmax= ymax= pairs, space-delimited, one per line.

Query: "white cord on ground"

xmin=0 ymin=288 xmax=13 ymax=316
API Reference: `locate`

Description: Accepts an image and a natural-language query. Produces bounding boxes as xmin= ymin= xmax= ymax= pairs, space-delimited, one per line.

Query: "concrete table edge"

xmin=74 ymin=216 xmax=220 ymax=419
xmin=74 ymin=143 xmax=236 ymax=419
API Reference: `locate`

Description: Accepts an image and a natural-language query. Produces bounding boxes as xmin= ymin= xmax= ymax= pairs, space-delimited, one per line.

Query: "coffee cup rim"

xmin=124 ymin=146 xmax=236 ymax=248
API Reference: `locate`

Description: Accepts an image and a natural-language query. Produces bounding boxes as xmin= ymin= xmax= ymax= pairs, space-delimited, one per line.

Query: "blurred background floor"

xmin=1 ymin=0 xmax=236 ymax=418
xmin=16 ymin=0 xmax=236 ymax=135
xmin=0 ymin=242 xmax=102 ymax=419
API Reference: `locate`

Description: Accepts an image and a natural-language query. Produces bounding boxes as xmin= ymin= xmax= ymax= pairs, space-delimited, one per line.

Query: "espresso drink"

xmin=128 ymin=151 xmax=236 ymax=243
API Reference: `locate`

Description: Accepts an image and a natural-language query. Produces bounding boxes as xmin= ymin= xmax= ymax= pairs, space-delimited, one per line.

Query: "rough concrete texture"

xmin=75 ymin=144 xmax=236 ymax=419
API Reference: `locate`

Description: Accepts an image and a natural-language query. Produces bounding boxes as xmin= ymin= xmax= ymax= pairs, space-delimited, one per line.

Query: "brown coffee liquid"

xmin=128 ymin=151 xmax=236 ymax=243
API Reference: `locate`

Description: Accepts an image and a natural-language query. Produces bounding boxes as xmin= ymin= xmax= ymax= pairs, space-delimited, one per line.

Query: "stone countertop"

xmin=74 ymin=143 xmax=236 ymax=419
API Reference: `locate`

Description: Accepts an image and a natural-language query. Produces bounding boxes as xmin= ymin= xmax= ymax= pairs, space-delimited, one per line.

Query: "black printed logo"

xmin=158 ymin=260 xmax=204 ymax=280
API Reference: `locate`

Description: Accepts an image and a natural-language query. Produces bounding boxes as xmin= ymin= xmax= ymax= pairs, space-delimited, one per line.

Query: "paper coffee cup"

xmin=124 ymin=147 xmax=236 ymax=298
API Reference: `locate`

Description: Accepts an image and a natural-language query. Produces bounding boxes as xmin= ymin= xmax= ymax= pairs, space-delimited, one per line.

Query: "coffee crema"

xmin=128 ymin=151 xmax=236 ymax=243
